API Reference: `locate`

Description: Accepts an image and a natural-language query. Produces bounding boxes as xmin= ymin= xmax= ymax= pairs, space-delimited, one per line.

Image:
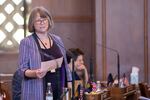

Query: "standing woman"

xmin=18 ymin=7 xmax=72 ymax=100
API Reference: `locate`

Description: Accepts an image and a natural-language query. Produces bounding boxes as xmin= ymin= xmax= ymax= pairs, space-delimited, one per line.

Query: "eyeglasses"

xmin=34 ymin=18 xmax=48 ymax=24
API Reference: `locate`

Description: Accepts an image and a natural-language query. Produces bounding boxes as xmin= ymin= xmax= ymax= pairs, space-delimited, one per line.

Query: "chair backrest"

xmin=0 ymin=84 xmax=10 ymax=100
xmin=12 ymin=70 xmax=22 ymax=100
xmin=139 ymin=83 xmax=150 ymax=98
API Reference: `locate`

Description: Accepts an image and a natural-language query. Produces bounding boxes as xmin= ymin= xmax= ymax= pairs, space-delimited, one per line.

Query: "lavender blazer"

xmin=18 ymin=33 xmax=72 ymax=100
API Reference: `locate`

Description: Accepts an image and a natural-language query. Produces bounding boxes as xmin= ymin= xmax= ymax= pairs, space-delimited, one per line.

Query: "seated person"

xmin=66 ymin=48 xmax=89 ymax=99
xmin=107 ymin=73 xmax=114 ymax=87
xmin=113 ymin=73 xmax=129 ymax=87
xmin=66 ymin=48 xmax=88 ymax=86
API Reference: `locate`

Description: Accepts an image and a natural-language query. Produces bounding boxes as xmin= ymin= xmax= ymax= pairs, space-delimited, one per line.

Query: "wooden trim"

xmin=24 ymin=0 xmax=27 ymax=37
xmin=90 ymin=0 xmax=96 ymax=81
xmin=144 ymin=0 xmax=148 ymax=83
xmin=102 ymin=0 xmax=107 ymax=80
xmin=53 ymin=16 xmax=94 ymax=23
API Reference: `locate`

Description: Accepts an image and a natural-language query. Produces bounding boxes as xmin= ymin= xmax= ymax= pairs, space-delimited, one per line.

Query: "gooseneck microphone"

xmin=60 ymin=88 xmax=69 ymax=99
xmin=97 ymin=43 xmax=120 ymax=87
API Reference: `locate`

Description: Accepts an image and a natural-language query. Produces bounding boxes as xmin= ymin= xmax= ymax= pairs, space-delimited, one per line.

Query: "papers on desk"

xmin=41 ymin=57 xmax=63 ymax=72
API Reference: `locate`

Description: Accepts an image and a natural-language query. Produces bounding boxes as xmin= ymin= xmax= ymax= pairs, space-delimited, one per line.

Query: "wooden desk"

xmin=101 ymin=91 xmax=112 ymax=100
xmin=109 ymin=85 xmax=138 ymax=100
xmin=84 ymin=90 xmax=111 ymax=100
xmin=84 ymin=93 xmax=101 ymax=100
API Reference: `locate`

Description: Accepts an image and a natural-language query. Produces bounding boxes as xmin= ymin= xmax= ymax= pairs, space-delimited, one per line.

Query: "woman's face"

xmin=74 ymin=55 xmax=84 ymax=68
xmin=34 ymin=13 xmax=49 ymax=34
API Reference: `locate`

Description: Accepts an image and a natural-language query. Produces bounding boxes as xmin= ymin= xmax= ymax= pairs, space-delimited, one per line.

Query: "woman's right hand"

xmin=25 ymin=69 xmax=46 ymax=78
xmin=36 ymin=69 xmax=47 ymax=78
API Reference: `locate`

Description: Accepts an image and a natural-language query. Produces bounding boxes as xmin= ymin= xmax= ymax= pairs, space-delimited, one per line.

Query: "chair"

xmin=139 ymin=83 xmax=150 ymax=98
xmin=0 ymin=73 xmax=13 ymax=100
xmin=12 ymin=69 xmax=22 ymax=100
xmin=0 ymin=83 xmax=10 ymax=100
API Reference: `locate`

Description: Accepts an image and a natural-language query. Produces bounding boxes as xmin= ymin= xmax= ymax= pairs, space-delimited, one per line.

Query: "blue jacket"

xmin=18 ymin=33 xmax=72 ymax=100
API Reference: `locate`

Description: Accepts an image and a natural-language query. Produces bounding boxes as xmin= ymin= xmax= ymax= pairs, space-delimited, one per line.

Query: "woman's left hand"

xmin=76 ymin=65 xmax=86 ymax=70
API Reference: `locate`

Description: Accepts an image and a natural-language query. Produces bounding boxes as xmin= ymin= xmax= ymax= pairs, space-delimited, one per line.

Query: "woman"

xmin=66 ymin=48 xmax=88 ymax=99
xmin=18 ymin=7 xmax=72 ymax=100
xmin=66 ymin=48 xmax=88 ymax=87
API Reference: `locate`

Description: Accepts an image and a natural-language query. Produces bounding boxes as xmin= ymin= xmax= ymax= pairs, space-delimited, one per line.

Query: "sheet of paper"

xmin=56 ymin=57 xmax=63 ymax=67
xmin=41 ymin=57 xmax=63 ymax=72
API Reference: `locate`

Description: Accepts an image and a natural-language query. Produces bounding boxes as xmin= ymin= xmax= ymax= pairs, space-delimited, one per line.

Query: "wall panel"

xmin=96 ymin=0 xmax=147 ymax=83
xmin=148 ymin=0 xmax=150 ymax=83
xmin=31 ymin=0 xmax=95 ymax=76
xmin=0 ymin=0 xmax=95 ymax=76
xmin=95 ymin=0 xmax=103 ymax=80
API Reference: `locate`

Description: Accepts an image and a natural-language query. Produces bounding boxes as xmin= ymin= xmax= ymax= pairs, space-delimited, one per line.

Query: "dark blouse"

xmin=74 ymin=69 xmax=86 ymax=86
xmin=38 ymin=37 xmax=64 ymax=100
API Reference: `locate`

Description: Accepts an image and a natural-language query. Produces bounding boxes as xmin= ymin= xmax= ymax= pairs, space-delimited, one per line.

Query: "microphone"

xmin=60 ymin=88 xmax=69 ymax=100
xmin=97 ymin=43 xmax=120 ymax=87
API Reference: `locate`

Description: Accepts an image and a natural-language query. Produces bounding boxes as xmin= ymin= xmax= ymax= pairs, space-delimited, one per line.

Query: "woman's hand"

xmin=76 ymin=64 xmax=86 ymax=70
xmin=25 ymin=69 xmax=46 ymax=78
xmin=36 ymin=69 xmax=47 ymax=78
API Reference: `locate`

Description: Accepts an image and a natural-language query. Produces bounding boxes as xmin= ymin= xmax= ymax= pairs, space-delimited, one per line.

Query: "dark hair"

xmin=66 ymin=50 xmax=72 ymax=64
xmin=66 ymin=48 xmax=84 ymax=63
xmin=28 ymin=6 xmax=54 ymax=32
xmin=107 ymin=73 xmax=114 ymax=86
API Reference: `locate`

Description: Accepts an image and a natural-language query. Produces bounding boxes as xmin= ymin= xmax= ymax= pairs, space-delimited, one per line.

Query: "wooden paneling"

xmin=106 ymin=0 xmax=145 ymax=82
xmin=0 ymin=1 xmax=95 ymax=99
xmin=0 ymin=53 xmax=18 ymax=73
xmin=31 ymin=0 xmax=95 ymax=76
xmin=95 ymin=0 xmax=103 ymax=80
xmin=1 ymin=0 xmax=150 ymax=84
xmin=0 ymin=0 xmax=95 ymax=80
xmin=96 ymin=0 xmax=149 ymax=83
xmin=101 ymin=0 xmax=107 ymax=80
xmin=31 ymin=0 xmax=92 ymax=16
xmin=144 ymin=0 xmax=148 ymax=83
xmin=148 ymin=0 xmax=150 ymax=84
xmin=53 ymin=16 xmax=94 ymax=23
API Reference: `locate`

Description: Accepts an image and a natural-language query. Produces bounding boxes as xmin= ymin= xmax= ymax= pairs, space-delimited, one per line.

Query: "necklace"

xmin=44 ymin=42 xmax=48 ymax=45
xmin=37 ymin=35 xmax=51 ymax=48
